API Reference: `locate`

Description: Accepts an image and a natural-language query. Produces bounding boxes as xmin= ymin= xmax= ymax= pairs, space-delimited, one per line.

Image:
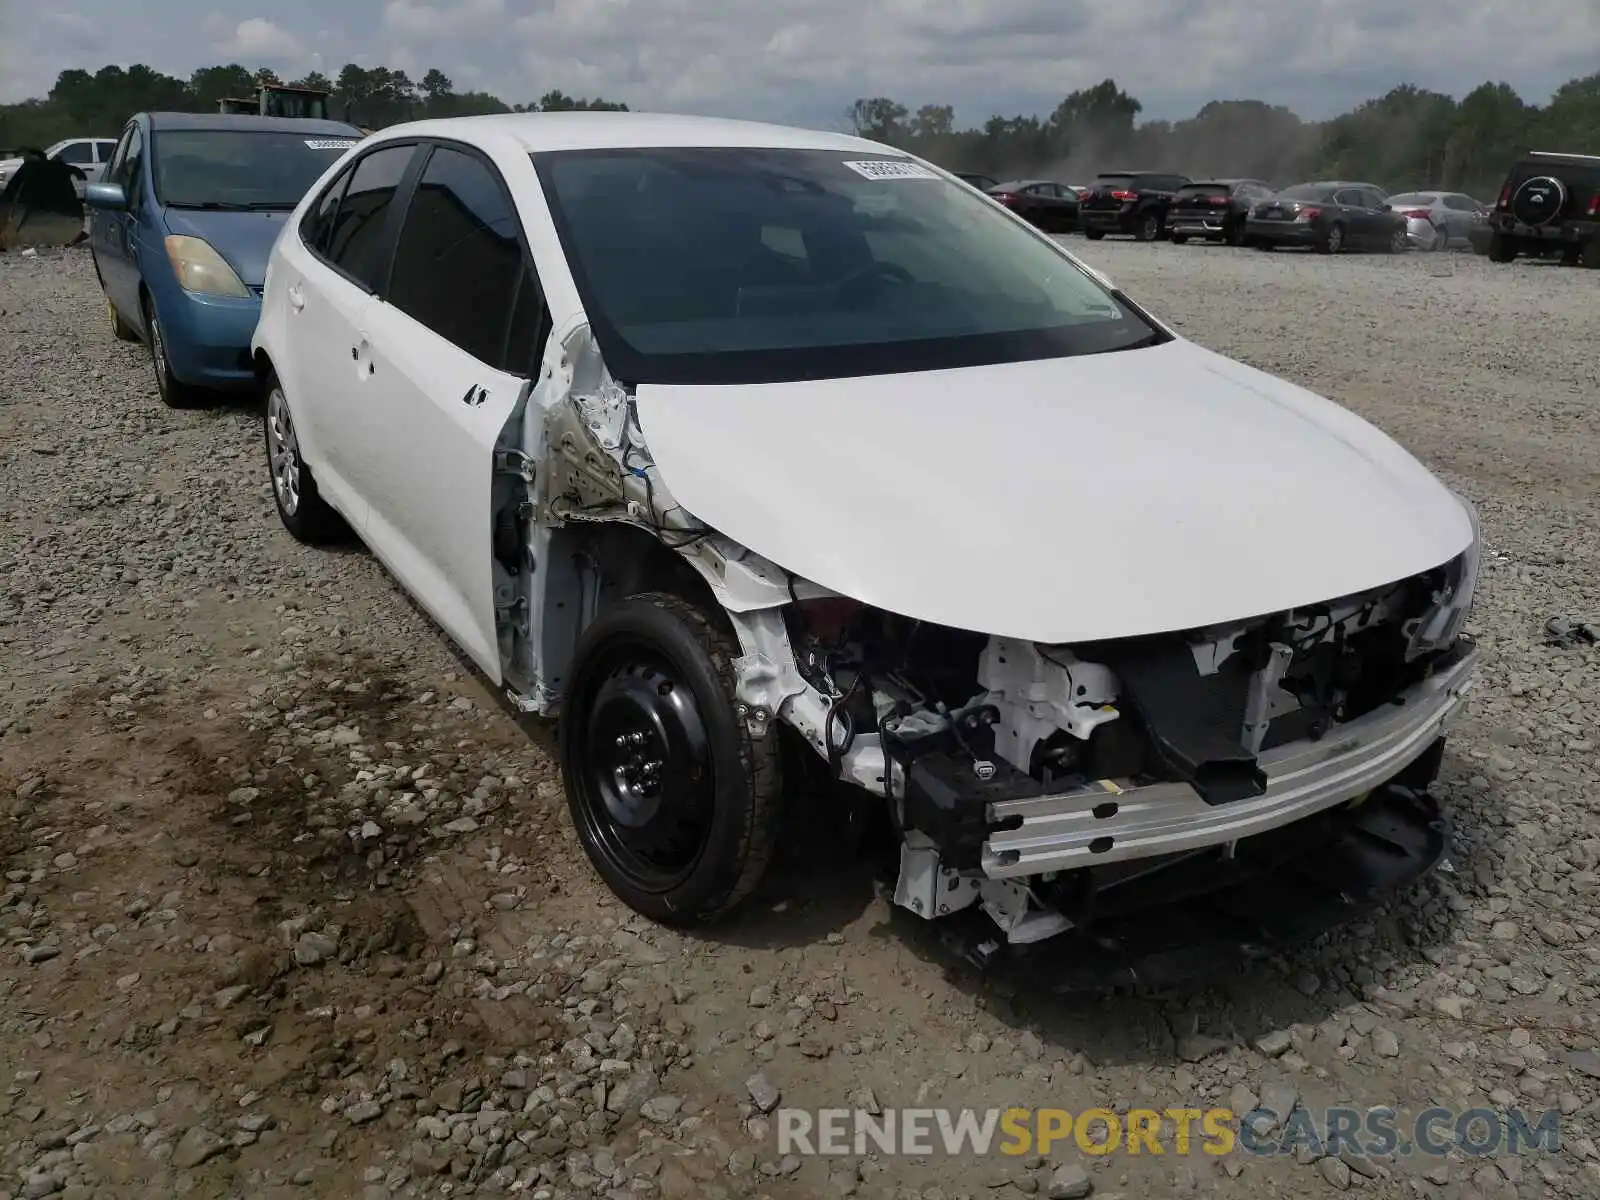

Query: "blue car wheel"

xmin=142 ymin=293 xmax=201 ymax=409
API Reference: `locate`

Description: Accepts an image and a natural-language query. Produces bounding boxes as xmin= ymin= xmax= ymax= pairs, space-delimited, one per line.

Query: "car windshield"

xmin=152 ymin=129 xmax=361 ymax=209
xmin=1277 ymin=184 xmax=1331 ymax=200
xmin=534 ymin=147 xmax=1161 ymax=386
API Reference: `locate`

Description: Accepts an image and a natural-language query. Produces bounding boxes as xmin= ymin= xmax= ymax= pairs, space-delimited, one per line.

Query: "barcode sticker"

xmin=304 ymin=139 xmax=359 ymax=150
xmin=841 ymin=159 xmax=938 ymax=181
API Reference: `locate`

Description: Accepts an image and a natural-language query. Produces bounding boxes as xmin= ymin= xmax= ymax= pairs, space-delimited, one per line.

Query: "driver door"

xmin=358 ymin=142 xmax=554 ymax=682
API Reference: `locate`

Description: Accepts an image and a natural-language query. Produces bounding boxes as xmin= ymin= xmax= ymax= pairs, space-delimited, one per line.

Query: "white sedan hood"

xmin=633 ymin=340 xmax=1474 ymax=644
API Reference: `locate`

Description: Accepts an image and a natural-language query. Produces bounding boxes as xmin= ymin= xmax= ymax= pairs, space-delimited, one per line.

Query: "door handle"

xmin=462 ymin=385 xmax=487 ymax=408
xmin=287 ymin=285 xmax=305 ymax=311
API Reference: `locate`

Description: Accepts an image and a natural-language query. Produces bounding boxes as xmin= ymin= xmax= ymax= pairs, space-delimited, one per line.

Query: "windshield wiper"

xmin=166 ymin=200 xmax=293 ymax=211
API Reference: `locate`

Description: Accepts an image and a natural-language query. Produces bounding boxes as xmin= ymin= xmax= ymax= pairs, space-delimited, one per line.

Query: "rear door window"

xmin=386 ymin=144 xmax=548 ymax=372
xmin=325 ymin=144 xmax=417 ymax=293
xmin=301 ymin=163 xmax=354 ymax=256
xmin=55 ymin=141 xmax=94 ymax=165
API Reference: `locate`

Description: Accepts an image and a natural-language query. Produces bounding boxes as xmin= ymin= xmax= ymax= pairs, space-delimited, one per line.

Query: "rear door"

xmin=1331 ymin=189 xmax=1370 ymax=238
xmin=360 ymin=141 xmax=554 ymax=681
xmin=95 ymin=123 xmax=144 ymax=320
xmin=287 ymin=141 xmax=420 ymax=518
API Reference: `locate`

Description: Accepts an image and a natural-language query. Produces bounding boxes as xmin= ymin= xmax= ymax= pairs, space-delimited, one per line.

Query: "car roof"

xmin=143 ymin=112 xmax=364 ymax=136
xmin=364 ymin=111 xmax=885 ymax=154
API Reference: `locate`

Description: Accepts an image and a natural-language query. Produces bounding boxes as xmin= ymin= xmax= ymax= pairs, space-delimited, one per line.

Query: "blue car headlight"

xmin=164 ymin=235 xmax=251 ymax=298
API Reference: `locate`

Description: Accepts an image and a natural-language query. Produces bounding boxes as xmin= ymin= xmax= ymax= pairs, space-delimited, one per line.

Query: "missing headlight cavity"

xmin=756 ymin=553 xmax=1476 ymax=953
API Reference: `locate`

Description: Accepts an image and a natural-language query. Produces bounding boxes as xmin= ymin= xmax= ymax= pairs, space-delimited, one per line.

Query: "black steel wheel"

xmin=560 ymin=593 xmax=782 ymax=925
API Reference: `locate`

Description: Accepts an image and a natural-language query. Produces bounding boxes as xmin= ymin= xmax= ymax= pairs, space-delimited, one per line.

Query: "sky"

xmin=2 ymin=0 xmax=1597 ymax=128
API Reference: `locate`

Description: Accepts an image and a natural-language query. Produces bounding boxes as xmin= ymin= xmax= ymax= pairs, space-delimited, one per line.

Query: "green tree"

xmin=848 ymin=97 xmax=909 ymax=142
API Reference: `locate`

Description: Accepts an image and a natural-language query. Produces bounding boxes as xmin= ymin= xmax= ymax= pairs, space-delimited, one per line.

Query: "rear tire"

xmin=108 ymin=298 xmax=137 ymax=342
xmin=1317 ymin=223 xmax=1346 ymax=254
xmin=1581 ymin=238 xmax=1600 ymax=269
xmin=1135 ymin=213 xmax=1161 ymax=242
xmin=1487 ymin=232 xmax=1517 ymax=263
xmin=1226 ymin=222 xmax=1245 ymax=247
xmin=1083 ymin=228 xmax=1105 ymax=240
xmin=1170 ymin=233 xmax=1188 ymax=245
xmin=560 ymin=593 xmax=783 ymax=927
xmin=264 ymin=376 xmax=347 ymax=545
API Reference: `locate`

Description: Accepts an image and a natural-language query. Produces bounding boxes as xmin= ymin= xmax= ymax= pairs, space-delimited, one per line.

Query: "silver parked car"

xmin=1387 ymin=191 xmax=1489 ymax=250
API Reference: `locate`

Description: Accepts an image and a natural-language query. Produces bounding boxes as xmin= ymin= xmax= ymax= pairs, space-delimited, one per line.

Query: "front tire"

xmin=1170 ymin=233 xmax=1188 ymax=245
xmin=1083 ymin=228 xmax=1105 ymax=240
xmin=561 ymin=594 xmax=783 ymax=926
xmin=264 ymin=376 xmax=346 ymax=544
xmin=1387 ymin=228 xmax=1408 ymax=254
xmin=142 ymin=293 xmax=200 ymax=408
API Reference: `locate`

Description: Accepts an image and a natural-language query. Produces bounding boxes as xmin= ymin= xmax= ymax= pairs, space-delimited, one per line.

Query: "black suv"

xmin=1486 ymin=151 xmax=1600 ymax=266
xmin=1079 ymin=171 xmax=1191 ymax=241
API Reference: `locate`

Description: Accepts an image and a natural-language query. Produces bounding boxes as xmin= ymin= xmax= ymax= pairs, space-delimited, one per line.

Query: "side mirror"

xmin=1379 ymin=202 xmax=1392 ymax=212
xmin=84 ymin=181 xmax=126 ymax=211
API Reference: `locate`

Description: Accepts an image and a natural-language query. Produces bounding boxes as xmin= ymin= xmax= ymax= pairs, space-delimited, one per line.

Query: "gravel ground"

xmin=1 ymin=240 xmax=1598 ymax=1200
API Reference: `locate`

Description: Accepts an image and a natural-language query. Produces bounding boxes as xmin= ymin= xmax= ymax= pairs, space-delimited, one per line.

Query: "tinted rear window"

xmin=1177 ymin=184 xmax=1230 ymax=197
xmin=152 ymin=128 xmax=361 ymax=208
xmin=1387 ymin=193 xmax=1435 ymax=205
xmin=1278 ymin=184 xmax=1333 ymax=201
xmin=1511 ymin=159 xmax=1600 ymax=188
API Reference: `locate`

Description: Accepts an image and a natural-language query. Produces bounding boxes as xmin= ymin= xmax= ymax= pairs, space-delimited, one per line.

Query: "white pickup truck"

xmin=0 ymin=137 xmax=119 ymax=197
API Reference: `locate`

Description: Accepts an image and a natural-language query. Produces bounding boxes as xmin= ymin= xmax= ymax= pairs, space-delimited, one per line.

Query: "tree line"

xmin=4 ymin=62 xmax=1596 ymax=200
xmin=851 ymin=75 xmax=1599 ymax=198
xmin=0 ymin=62 xmax=626 ymax=150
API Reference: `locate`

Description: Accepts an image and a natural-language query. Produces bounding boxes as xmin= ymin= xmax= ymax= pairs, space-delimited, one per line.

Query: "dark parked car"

xmin=1078 ymin=171 xmax=1190 ymax=241
xmin=1484 ymin=151 xmax=1600 ymax=266
xmin=986 ymin=179 xmax=1080 ymax=232
xmin=1245 ymin=182 xmax=1409 ymax=254
xmin=955 ymin=172 xmax=999 ymax=191
xmin=1167 ymin=179 xmax=1276 ymax=246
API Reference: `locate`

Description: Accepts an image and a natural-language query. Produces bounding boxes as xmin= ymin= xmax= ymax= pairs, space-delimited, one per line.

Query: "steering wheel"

xmin=832 ymin=260 xmax=914 ymax=302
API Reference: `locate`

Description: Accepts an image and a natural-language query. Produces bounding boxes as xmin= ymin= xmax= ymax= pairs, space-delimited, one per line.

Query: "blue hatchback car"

xmin=86 ymin=112 xmax=364 ymax=407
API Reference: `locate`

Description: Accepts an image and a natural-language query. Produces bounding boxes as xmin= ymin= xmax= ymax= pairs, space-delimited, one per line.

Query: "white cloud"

xmin=383 ymin=0 xmax=505 ymax=39
xmin=215 ymin=18 xmax=308 ymax=62
xmin=3 ymin=0 xmax=1595 ymax=123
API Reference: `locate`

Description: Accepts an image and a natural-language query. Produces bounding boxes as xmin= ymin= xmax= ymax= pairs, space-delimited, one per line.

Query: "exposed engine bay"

xmin=488 ymin=321 xmax=1481 ymax=957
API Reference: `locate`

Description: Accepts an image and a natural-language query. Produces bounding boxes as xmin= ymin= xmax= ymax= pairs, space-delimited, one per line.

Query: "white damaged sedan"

xmin=252 ymin=113 xmax=1480 ymax=968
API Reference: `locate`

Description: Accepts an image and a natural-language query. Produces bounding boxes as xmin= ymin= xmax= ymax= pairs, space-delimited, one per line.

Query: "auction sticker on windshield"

xmin=841 ymin=159 xmax=938 ymax=181
xmin=304 ymin=139 xmax=359 ymax=150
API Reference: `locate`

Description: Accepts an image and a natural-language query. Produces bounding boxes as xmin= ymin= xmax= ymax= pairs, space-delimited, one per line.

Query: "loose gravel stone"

xmin=4 ymin=237 xmax=1599 ymax=1200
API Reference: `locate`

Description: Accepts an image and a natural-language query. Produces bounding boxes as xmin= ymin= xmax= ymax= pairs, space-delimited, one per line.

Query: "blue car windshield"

xmin=532 ymin=146 xmax=1164 ymax=386
xmin=153 ymin=130 xmax=360 ymax=210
